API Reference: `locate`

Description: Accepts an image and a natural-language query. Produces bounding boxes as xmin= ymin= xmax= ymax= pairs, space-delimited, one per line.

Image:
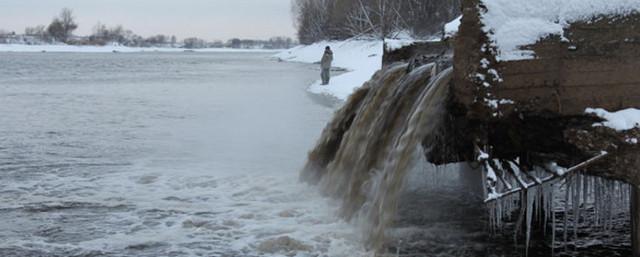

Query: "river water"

xmin=0 ymin=52 xmax=369 ymax=257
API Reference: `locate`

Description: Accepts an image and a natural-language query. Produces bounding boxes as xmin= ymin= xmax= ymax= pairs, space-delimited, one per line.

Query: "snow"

xmin=480 ymin=0 xmax=640 ymax=61
xmin=477 ymin=150 xmax=490 ymax=161
xmin=384 ymin=30 xmax=440 ymax=52
xmin=585 ymin=108 xmax=640 ymax=131
xmin=274 ymin=39 xmax=384 ymax=100
xmin=444 ymin=15 xmax=462 ymax=39
xmin=0 ymin=44 xmax=278 ymax=53
xmin=385 ymin=38 xmax=440 ymax=52
xmin=546 ymin=162 xmax=568 ymax=176
xmin=385 ymin=39 xmax=416 ymax=52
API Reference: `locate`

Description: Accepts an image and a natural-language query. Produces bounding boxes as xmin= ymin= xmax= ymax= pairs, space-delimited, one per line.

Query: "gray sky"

xmin=0 ymin=0 xmax=296 ymax=40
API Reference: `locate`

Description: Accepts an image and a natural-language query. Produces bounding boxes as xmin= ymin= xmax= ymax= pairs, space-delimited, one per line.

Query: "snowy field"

xmin=0 ymin=44 xmax=279 ymax=54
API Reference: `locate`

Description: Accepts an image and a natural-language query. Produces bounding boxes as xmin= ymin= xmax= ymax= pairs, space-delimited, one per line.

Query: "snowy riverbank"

xmin=0 ymin=44 xmax=279 ymax=53
xmin=274 ymin=40 xmax=384 ymax=101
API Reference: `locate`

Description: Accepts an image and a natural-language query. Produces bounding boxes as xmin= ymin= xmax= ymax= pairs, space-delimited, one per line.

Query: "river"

xmin=0 ymin=52 xmax=368 ymax=257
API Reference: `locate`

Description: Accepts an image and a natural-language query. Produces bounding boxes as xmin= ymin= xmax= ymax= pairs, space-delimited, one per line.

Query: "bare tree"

xmin=183 ymin=37 xmax=206 ymax=49
xmin=292 ymin=0 xmax=460 ymax=43
xmin=345 ymin=0 xmax=376 ymax=38
xmin=292 ymin=0 xmax=334 ymax=44
xmin=90 ymin=22 xmax=127 ymax=45
xmin=25 ymin=25 xmax=48 ymax=40
xmin=92 ymin=22 xmax=108 ymax=39
xmin=344 ymin=0 xmax=404 ymax=39
xmin=47 ymin=8 xmax=78 ymax=43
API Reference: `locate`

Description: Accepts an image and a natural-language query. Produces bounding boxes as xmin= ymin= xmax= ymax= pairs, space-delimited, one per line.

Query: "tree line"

xmin=182 ymin=37 xmax=295 ymax=49
xmin=2 ymin=8 xmax=295 ymax=49
xmin=292 ymin=0 xmax=461 ymax=44
xmin=9 ymin=8 xmax=181 ymax=47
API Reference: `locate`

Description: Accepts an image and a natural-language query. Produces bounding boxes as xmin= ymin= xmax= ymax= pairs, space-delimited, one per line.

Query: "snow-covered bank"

xmin=275 ymin=40 xmax=384 ymax=100
xmin=586 ymin=108 xmax=640 ymax=131
xmin=0 ymin=44 xmax=279 ymax=53
xmin=444 ymin=15 xmax=462 ymax=39
xmin=481 ymin=0 xmax=640 ymax=61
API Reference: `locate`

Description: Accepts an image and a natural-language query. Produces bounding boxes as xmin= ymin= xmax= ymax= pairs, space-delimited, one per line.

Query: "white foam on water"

xmin=0 ymin=52 xmax=369 ymax=256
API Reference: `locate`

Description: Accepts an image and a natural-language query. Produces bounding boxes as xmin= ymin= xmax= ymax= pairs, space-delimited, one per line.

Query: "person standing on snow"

xmin=320 ymin=46 xmax=333 ymax=85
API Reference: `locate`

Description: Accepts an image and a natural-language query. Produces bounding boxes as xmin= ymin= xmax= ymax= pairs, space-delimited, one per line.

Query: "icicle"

xmin=594 ymin=177 xmax=600 ymax=228
xmin=481 ymin=162 xmax=488 ymax=200
xmin=607 ymin=180 xmax=614 ymax=233
xmin=583 ymin=175 xmax=589 ymax=210
xmin=514 ymin=191 xmax=527 ymax=245
xmin=525 ymin=189 xmax=535 ymax=256
xmin=603 ymin=178 xmax=608 ymax=230
xmin=485 ymin=161 xmax=499 ymax=201
xmin=563 ymin=178 xmax=570 ymax=246
xmin=587 ymin=176 xmax=596 ymax=231
xmin=542 ymin=182 xmax=552 ymax=237
xmin=488 ymin=201 xmax=495 ymax=233
xmin=573 ymin=175 xmax=580 ymax=241
xmin=498 ymin=200 xmax=503 ymax=231
xmin=535 ymin=178 xmax=542 ymax=227
xmin=551 ymin=184 xmax=556 ymax=255
xmin=508 ymin=161 xmax=528 ymax=188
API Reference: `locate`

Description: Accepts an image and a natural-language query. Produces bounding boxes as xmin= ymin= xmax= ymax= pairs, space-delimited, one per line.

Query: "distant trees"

xmin=145 ymin=35 xmax=169 ymax=45
xmin=90 ymin=22 xmax=126 ymax=44
xmin=170 ymin=35 xmax=177 ymax=47
xmin=344 ymin=0 xmax=408 ymax=39
xmin=292 ymin=0 xmax=461 ymax=44
xmin=4 ymin=7 xmax=298 ymax=49
xmin=47 ymin=8 xmax=78 ymax=43
xmin=88 ymin=23 xmax=180 ymax=47
xmin=209 ymin=40 xmax=225 ymax=48
xmin=266 ymin=37 xmax=295 ymax=49
xmin=228 ymin=38 xmax=242 ymax=49
xmin=293 ymin=0 xmax=332 ymax=44
xmin=25 ymin=25 xmax=47 ymax=38
xmin=183 ymin=37 xmax=207 ymax=49
xmin=180 ymin=37 xmax=294 ymax=49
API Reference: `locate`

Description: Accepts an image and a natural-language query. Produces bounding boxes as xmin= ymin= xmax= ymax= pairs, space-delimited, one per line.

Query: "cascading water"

xmin=301 ymin=59 xmax=633 ymax=256
xmin=301 ymin=62 xmax=454 ymax=252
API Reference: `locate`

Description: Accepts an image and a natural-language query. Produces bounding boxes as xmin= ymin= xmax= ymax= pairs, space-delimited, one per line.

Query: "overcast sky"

xmin=0 ymin=0 xmax=296 ymax=40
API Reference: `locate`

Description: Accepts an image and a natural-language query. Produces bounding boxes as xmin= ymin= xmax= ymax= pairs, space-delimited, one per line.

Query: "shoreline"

xmin=0 ymin=44 xmax=281 ymax=54
xmin=274 ymin=39 xmax=385 ymax=101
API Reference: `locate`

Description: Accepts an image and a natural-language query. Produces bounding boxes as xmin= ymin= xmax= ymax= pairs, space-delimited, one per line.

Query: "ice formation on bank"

xmin=487 ymin=173 xmax=631 ymax=253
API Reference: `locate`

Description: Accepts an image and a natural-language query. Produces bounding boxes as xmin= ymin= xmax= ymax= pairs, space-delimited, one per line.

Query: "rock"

xmin=182 ymin=219 xmax=209 ymax=229
xmin=239 ymin=213 xmax=255 ymax=219
xmin=257 ymin=236 xmax=312 ymax=255
xmin=136 ymin=175 xmax=159 ymax=184
xmin=278 ymin=210 xmax=301 ymax=218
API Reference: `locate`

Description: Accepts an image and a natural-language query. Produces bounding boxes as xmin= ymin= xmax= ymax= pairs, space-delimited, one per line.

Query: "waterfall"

xmin=302 ymin=59 xmax=633 ymax=256
xmin=301 ymin=62 xmax=453 ymax=251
